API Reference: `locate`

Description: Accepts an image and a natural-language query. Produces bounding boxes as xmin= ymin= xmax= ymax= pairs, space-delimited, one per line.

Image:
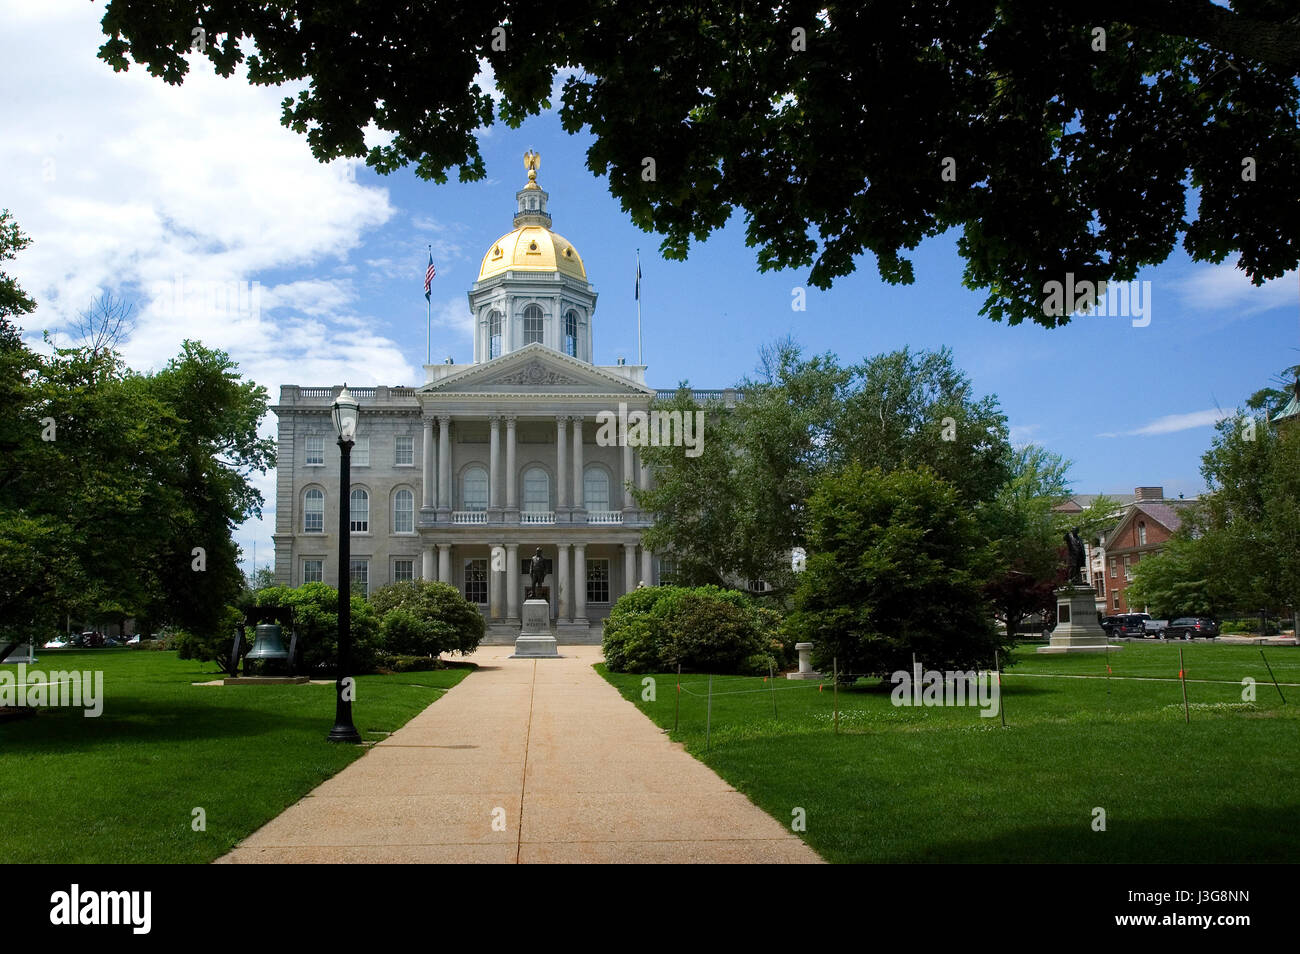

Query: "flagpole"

xmin=636 ymin=249 xmax=642 ymax=366
xmin=426 ymin=244 xmax=432 ymax=366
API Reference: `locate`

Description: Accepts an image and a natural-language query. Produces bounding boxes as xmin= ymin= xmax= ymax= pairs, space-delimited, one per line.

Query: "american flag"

xmin=424 ymin=252 xmax=436 ymax=301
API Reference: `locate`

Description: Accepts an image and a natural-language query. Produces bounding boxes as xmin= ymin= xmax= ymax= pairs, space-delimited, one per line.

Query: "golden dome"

xmin=477 ymin=225 xmax=588 ymax=282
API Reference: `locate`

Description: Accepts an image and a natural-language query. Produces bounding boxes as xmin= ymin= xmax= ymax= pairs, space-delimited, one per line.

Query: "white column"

xmin=507 ymin=543 xmax=519 ymax=619
xmin=490 ymin=544 xmax=503 ymax=620
xmin=557 ymin=543 xmax=570 ymax=622
xmin=640 ymin=547 xmax=652 ymax=586
xmin=622 ymin=440 xmax=634 ymax=510
xmin=421 ymin=545 xmax=434 ymax=581
xmin=421 ymin=416 xmax=435 ymax=510
xmin=623 ymin=543 xmax=637 ymax=597
xmin=639 ymin=450 xmax=649 ymax=491
xmin=572 ymin=416 xmax=584 ymax=510
xmin=574 ymin=543 xmax=587 ymax=623
xmin=437 ymin=415 xmax=451 ymax=510
xmin=556 ymin=415 xmax=569 ymax=510
xmin=489 ymin=415 xmax=502 ymax=509
xmin=505 ymin=415 xmax=518 ymax=511
xmin=438 ymin=543 xmax=451 ymax=583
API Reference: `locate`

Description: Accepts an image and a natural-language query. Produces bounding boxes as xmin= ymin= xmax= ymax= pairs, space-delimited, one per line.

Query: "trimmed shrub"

xmin=377 ymin=654 xmax=444 ymax=673
xmin=370 ymin=580 xmax=485 ymax=657
xmin=254 ymin=583 xmax=383 ymax=674
xmin=602 ymin=585 xmax=777 ymax=674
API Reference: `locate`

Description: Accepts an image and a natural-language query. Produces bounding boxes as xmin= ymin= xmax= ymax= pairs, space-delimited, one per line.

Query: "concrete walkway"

xmin=219 ymin=646 xmax=821 ymax=863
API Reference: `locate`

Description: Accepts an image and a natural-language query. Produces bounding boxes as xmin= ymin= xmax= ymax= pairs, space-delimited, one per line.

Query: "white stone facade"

xmin=272 ymin=158 xmax=683 ymax=643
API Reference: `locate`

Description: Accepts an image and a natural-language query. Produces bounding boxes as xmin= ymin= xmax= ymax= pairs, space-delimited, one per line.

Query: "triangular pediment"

xmin=420 ymin=343 xmax=653 ymax=396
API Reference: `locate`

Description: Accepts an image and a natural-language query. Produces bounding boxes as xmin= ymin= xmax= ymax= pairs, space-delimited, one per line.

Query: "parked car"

xmin=1100 ymin=615 xmax=1121 ymax=636
xmin=80 ymin=631 xmax=105 ymax=648
xmin=42 ymin=637 xmax=69 ymax=649
xmin=1112 ymin=613 xmax=1151 ymax=637
xmin=1144 ymin=619 xmax=1169 ymax=635
xmin=1166 ymin=617 xmax=1220 ymax=639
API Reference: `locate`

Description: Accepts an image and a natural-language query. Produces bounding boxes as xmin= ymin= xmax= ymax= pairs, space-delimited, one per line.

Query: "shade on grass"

xmin=0 ymin=650 xmax=468 ymax=863
xmin=600 ymin=642 xmax=1300 ymax=863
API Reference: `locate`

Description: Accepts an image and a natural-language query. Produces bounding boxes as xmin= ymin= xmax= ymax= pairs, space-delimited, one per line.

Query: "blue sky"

xmin=3 ymin=2 xmax=1297 ymax=575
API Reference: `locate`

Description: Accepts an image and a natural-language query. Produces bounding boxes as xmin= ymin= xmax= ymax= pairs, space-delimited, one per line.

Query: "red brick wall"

xmin=1107 ymin=513 xmax=1175 ymax=614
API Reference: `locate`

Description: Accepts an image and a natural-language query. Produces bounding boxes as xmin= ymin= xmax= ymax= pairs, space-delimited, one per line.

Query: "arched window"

xmin=564 ymin=310 xmax=579 ymax=357
xmin=488 ymin=310 xmax=502 ymax=359
xmin=583 ymin=466 xmax=609 ymax=512
xmin=523 ymin=304 xmax=544 ymax=345
xmin=393 ymin=489 xmax=414 ymax=533
xmin=303 ymin=488 xmax=324 ymax=533
xmin=349 ymin=488 xmax=369 ymax=532
xmin=462 ymin=466 xmax=488 ymax=511
xmin=523 ymin=467 xmax=550 ymax=512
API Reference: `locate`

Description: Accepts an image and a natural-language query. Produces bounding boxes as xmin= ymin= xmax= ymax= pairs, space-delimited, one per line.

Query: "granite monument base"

xmin=512 ymin=598 xmax=559 ymax=658
xmin=1037 ymin=585 xmax=1122 ymax=654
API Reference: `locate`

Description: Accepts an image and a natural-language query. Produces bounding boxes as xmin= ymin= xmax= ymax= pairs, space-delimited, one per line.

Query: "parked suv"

xmin=1113 ymin=613 xmax=1151 ymax=637
xmin=1166 ymin=617 xmax=1220 ymax=639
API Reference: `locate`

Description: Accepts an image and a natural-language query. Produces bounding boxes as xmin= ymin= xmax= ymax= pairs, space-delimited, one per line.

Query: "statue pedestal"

xmin=786 ymin=641 xmax=823 ymax=680
xmin=1037 ymin=585 xmax=1120 ymax=654
xmin=511 ymin=599 xmax=559 ymax=658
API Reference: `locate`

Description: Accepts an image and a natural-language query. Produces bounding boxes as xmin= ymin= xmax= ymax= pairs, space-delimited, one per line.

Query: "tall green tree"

xmin=98 ymin=2 xmax=1300 ymax=325
xmin=637 ymin=342 xmax=1009 ymax=593
xmin=788 ymin=463 xmax=1006 ymax=678
xmin=980 ymin=445 xmax=1072 ymax=639
xmin=0 ymin=216 xmax=274 ymax=659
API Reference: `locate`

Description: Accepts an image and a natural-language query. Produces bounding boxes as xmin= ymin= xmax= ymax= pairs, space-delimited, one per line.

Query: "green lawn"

xmin=0 ymin=649 xmax=468 ymax=863
xmin=599 ymin=642 xmax=1300 ymax=863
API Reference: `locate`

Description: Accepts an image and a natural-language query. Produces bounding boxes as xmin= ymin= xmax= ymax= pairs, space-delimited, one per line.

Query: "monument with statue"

xmin=1037 ymin=527 xmax=1121 ymax=654
xmin=512 ymin=546 xmax=560 ymax=658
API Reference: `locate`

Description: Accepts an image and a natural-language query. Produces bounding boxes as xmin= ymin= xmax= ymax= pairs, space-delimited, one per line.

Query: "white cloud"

xmin=1176 ymin=259 xmax=1296 ymax=316
xmin=1097 ymin=408 xmax=1231 ymax=438
xmin=0 ymin=2 xmax=426 ymax=579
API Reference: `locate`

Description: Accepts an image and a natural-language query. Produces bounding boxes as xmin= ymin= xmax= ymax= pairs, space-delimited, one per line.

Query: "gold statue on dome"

xmin=524 ymin=149 xmax=540 ymax=186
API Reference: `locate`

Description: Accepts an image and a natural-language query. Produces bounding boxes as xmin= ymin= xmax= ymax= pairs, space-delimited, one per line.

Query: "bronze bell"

xmin=245 ymin=623 xmax=290 ymax=673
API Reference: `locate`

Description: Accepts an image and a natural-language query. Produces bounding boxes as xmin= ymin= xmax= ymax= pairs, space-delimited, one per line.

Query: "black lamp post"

xmin=328 ymin=385 xmax=362 ymax=744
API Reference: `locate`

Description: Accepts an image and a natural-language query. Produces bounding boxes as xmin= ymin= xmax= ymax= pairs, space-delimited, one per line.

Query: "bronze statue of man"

xmin=528 ymin=547 xmax=546 ymax=600
xmin=1064 ymin=527 xmax=1086 ymax=584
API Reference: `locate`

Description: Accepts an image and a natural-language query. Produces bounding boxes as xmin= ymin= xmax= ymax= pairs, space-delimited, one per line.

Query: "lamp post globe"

xmin=329 ymin=384 xmax=362 ymax=744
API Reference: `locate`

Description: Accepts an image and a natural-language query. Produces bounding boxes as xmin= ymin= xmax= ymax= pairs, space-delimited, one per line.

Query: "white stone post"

xmin=505 ymin=415 xmax=518 ymax=511
xmin=557 ymin=543 xmax=570 ymax=622
xmin=421 ymin=416 xmax=435 ymax=510
xmin=507 ymin=543 xmax=519 ymax=620
xmin=489 ymin=415 xmax=502 ymax=510
xmin=572 ymin=416 xmax=584 ymax=511
xmin=421 ymin=545 xmax=434 ymax=581
xmin=437 ymin=415 xmax=451 ymax=511
xmin=573 ymin=543 xmax=587 ymax=624
xmin=640 ymin=547 xmax=652 ymax=587
xmin=623 ymin=543 xmax=637 ymax=597
xmin=556 ymin=415 xmax=569 ymax=510
xmin=438 ymin=543 xmax=451 ymax=583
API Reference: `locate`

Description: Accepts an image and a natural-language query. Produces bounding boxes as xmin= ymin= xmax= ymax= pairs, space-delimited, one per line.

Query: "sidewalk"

xmin=218 ymin=646 xmax=821 ymax=863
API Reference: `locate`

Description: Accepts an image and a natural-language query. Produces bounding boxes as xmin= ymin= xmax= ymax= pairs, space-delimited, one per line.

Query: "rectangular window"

xmin=349 ymin=559 xmax=369 ymax=597
xmin=1112 ymin=593 xmax=1120 ymax=610
xmin=1110 ymin=559 xmax=1117 ymax=579
xmin=303 ymin=559 xmax=323 ymax=584
xmin=1124 ymin=556 xmax=1133 ymax=582
xmin=1095 ymin=574 xmax=1104 ymax=596
xmin=465 ymin=558 xmax=488 ymax=604
xmin=352 ymin=437 xmax=369 ymax=467
xmin=587 ymin=558 xmax=610 ymax=604
xmin=395 ymin=435 xmax=414 ymax=466
xmin=306 ymin=435 xmax=324 ymax=465
xmin=393 ymin=559 xmax=414 ymax=583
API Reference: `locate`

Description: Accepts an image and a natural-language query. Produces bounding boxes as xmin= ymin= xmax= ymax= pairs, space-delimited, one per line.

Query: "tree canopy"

xmin=0 ymin=214 xmax=275 ymax=656
xmin=97 ymin=1 xmax=1300 ymax=325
